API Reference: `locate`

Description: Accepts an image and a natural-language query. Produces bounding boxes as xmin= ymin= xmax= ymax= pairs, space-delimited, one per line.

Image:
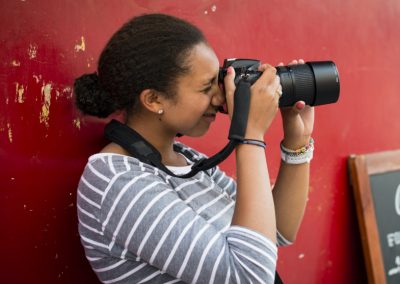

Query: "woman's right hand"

xmin=226 ymin=64 xmax=279 ymax=243
xmin=223 ymin=64 xmax=281 ymax=140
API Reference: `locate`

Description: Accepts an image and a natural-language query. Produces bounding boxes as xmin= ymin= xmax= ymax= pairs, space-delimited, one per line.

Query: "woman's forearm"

xmin=273 ymin=161 xmax=310 ymax=242
xmin=231 ymin=144 xmax=277 ymax=243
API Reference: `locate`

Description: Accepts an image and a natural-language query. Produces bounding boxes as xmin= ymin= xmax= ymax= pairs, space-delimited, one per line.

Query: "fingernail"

xmin=296 ymin=101 xmax=305 ymax=109
xmin=227 ymin=67 xmax=234 ymax=74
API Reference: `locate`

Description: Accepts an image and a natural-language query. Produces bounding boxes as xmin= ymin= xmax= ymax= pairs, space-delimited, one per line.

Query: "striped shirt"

xmin=77 ymin=142 xmax=290 ymax=283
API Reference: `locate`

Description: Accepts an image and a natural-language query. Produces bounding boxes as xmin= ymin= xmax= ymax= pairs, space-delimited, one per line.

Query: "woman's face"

xmin=161 ymin=42 xmax=225 ymax=137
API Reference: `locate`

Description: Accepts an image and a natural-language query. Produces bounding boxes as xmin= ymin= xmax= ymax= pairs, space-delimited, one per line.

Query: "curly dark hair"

xmin=74 ymin=13 xmax=207 ymax=118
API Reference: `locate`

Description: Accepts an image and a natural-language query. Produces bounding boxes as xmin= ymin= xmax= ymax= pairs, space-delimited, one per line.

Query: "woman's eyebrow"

xmin=201 ymin=76 xmax=217 ymax=86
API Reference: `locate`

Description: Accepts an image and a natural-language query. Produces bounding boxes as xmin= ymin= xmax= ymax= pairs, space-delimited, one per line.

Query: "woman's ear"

xmin=139 ymin=89 xmax=163 ymax=113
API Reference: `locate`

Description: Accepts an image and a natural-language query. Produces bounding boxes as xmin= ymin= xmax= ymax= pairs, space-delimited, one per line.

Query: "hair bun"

xmin=74 ymin=72 xmax=117 ymax=118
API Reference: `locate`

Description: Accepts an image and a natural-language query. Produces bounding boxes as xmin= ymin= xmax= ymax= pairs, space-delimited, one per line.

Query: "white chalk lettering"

xmin=388 ymin=256 xmax=400 ymax=276
xmin=396 ymin=184 xmax=400 ymax=216
xmin=387 ymin=231 xmax=400 ymax=247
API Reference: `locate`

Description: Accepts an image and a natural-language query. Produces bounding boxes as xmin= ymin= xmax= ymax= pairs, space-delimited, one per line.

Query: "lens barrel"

xmin=276 ymin=61 xmax=340 ymax=107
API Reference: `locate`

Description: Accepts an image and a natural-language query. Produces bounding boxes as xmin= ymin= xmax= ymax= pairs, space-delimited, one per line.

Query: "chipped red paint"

xmin=1 ymin=0 xmax=400 ymax=283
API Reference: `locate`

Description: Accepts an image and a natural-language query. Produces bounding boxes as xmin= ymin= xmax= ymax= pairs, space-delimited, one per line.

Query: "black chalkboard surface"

xmin=369 ymin=171 xmax=400 ymax=284
xmin=349 ymin=150 xmax=400 ymax=284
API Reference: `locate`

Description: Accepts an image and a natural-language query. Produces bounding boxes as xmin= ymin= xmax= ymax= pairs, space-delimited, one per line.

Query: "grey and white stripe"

xmin=77 ymin=142 xmax=289 ymax=283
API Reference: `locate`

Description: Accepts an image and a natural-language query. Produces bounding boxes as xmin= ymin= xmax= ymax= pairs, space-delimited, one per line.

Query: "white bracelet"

xmin=281 ymin=149 xmax=313 ymax=164
xmin=280 ymin=138 xmax=314 ymax=164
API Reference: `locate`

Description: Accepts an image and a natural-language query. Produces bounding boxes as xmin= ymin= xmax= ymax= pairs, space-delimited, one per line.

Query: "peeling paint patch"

xmin=74 ymin=36 xmax=86 ymax=52
xmin=73 ymin=118 xmax=81 ymax=130
xmin=62 ymin=86 xmax=73 ymax=99
xmin=24 ymin=204 xmax=33 ymax=213
xmin=86 ymin=56 xmax=94 ymax=68
xmin=15 ymin=83 xmax=25 ymax=103
xmin=63 ymin=86 xmax=72 ymax=93
xmin=28 ymin=43 xmax=38 ymax=59
xmin=33 ymin=74 xmax=42 ymax=84
xmin=11 ymin=60 xmax=21 ymax=67
xmin=40 ymin=83 xmax=52 ymax=128
xmin=204 ymin=4 xmax=217 ymax=15
xmin=7 ymin=123 xmax=13 ymax=143
xmin=55 ymin=90 xmax=61 ymax=100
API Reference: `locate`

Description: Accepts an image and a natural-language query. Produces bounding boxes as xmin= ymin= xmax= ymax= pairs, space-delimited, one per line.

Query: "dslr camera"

xmin=218 ymin=59 xmax=340 ymax=107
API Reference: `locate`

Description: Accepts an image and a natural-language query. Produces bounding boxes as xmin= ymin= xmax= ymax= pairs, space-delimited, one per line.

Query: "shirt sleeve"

xmin=210 ymin=166 xmax=237 ymax=200
xmin=99 ymin=170 xmax=277 ymax=284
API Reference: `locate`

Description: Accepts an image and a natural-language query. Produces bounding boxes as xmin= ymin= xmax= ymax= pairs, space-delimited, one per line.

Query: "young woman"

xmin=74 ymin=13 xmax=314 ymax=284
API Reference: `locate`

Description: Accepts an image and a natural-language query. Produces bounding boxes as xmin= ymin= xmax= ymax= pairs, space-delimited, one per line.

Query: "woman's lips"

xmin=203 ymin=112 xmax=216 ymax=122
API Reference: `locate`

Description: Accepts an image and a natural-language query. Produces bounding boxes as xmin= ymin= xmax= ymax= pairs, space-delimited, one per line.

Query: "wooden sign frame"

xmin=348 ymin=149 xmax=400 ymax=284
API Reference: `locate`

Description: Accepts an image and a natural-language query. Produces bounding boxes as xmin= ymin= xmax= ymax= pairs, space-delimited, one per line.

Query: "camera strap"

xmin=228 ymin=80 xmax=251 ymax=141
xmin=104 ymin=79 xmax=251 ymax=178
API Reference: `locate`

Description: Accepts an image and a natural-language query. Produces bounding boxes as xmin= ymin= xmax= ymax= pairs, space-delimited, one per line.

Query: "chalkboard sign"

xmin=349 ymin=150 xmax=400 ymax=284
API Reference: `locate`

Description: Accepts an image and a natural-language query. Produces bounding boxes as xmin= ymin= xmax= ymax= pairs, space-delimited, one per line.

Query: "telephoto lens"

xmin=276 ymin=61 xmax=340 ymax=107
xmin=219 ymin=59 xmax=340 ymax=108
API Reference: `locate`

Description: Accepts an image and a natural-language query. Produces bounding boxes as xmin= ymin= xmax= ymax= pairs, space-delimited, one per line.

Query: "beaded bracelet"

xmin=238 ymin=139 xmax=267 ymax=149
xmin=280 ymin=138 xmax=314 ymax=164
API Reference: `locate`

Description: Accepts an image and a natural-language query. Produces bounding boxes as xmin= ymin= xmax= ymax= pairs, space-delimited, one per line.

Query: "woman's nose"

xmin=211 ymin=84 xmax=225 ymax=106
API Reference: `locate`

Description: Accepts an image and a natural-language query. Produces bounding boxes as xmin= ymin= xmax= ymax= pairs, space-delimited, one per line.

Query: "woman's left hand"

xmin=279 ymin=59 xmax=315 ymax=149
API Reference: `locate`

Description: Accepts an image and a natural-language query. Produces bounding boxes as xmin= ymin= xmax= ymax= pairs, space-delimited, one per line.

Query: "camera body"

xmin=218 ymin=58 xmax=340 ymax=107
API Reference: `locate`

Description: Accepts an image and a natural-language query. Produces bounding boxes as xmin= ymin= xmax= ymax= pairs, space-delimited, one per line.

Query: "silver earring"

xmin=157 ymin=109 xmax=164 ymax=114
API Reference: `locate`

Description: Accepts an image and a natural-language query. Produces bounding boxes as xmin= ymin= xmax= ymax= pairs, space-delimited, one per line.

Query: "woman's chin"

xmin=179 ymin=126 xmax=210 ymax=137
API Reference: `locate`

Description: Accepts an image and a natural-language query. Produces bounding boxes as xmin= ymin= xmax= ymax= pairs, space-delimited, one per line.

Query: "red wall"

xmin=1 ymin=0 xmax=399 ymax=283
